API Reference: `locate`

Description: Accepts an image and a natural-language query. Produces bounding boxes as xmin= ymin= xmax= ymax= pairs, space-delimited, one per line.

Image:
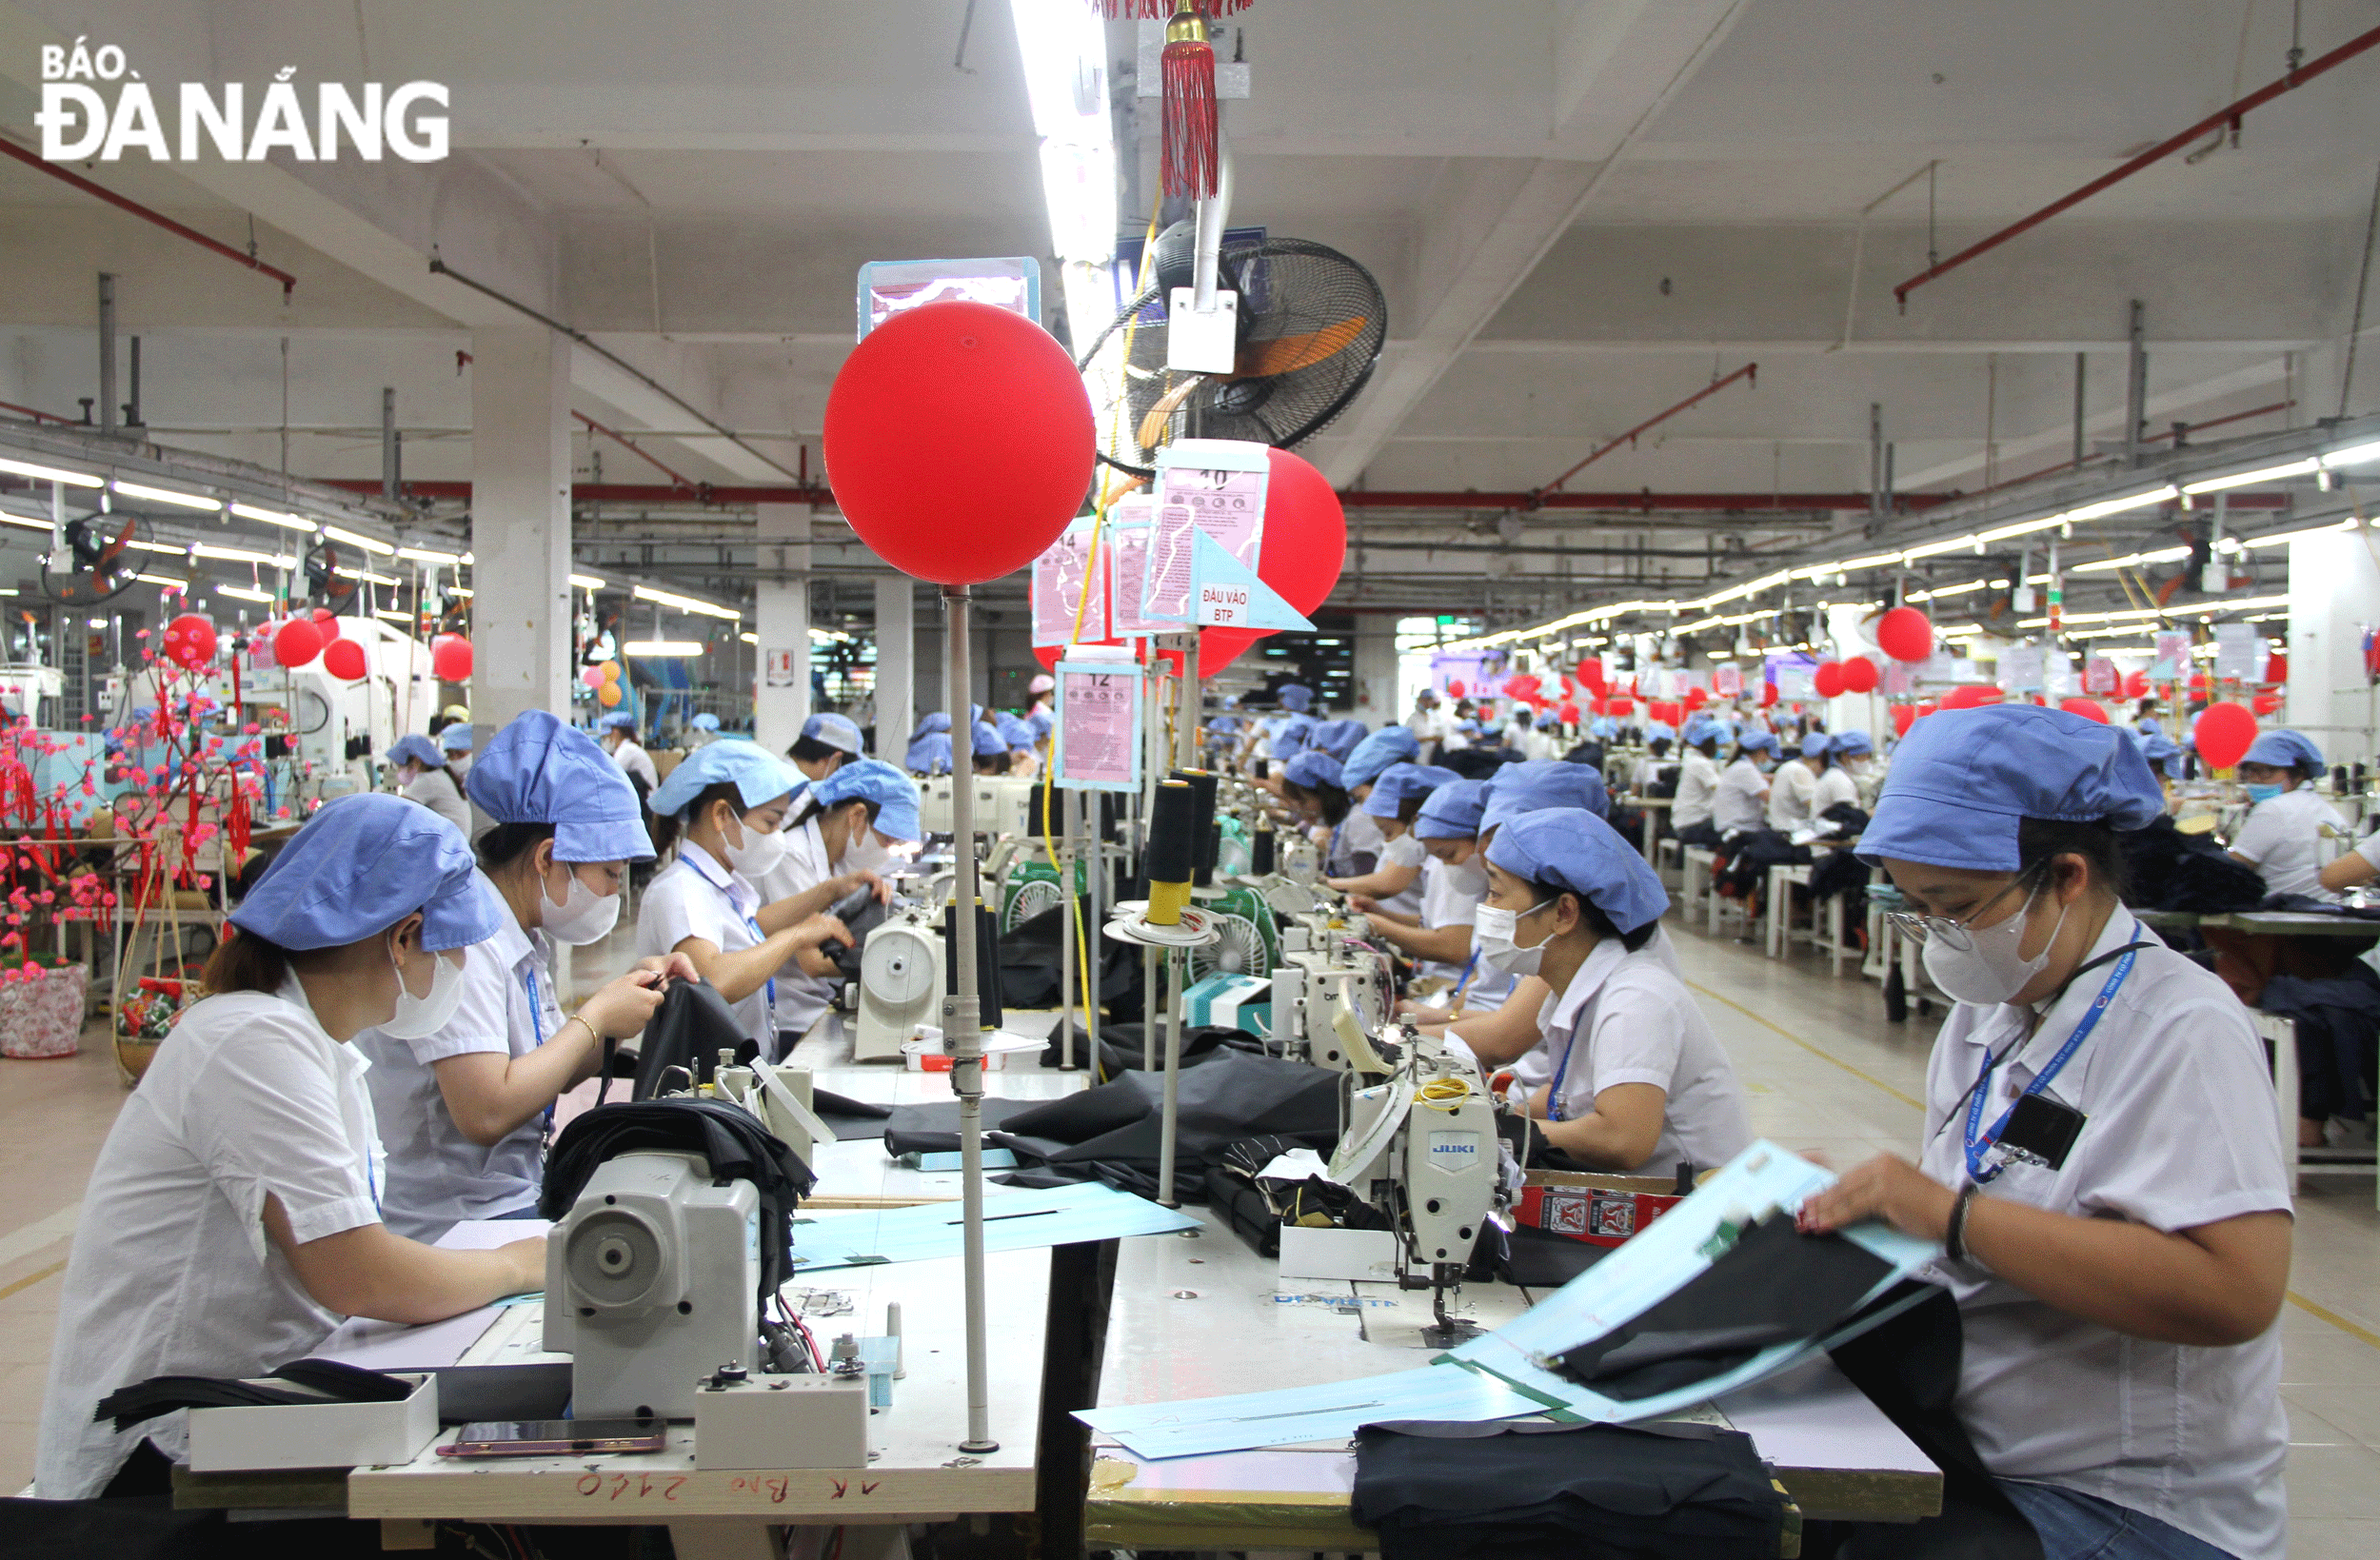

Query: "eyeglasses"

xmin=1882 ymin=868 xmax=2043 ymax=951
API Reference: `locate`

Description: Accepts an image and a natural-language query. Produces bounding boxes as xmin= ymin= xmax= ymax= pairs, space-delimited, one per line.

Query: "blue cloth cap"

xmin=1736 ymin=730 xmax=1778 ymax=754
xmin=1270 ymin=714 xmax=1317 ymax=762
xmin=1278 ymin=683 xmax=1314 ymax=712
xmin=1362 ymin=762 xmax=1459 ymax=818
xmin=1487 ymin=809 xmax=1670 ymax=937
xmin=906 ymin=732 xmax=953 ymax=775
xmin=1313 ymin=719 xmax=1366 ymax=760
xmin=647 ymin=738 xmax=802 ymax=818
xmin=690 ymin=713 xmax=721 ymax=733
xmin=912 ymin=712 xmax=950 ymax=739
xmin=1205 ymin=716 xmax=1240 ymax=736
xmin=811 ymin=758 xmax=922 ymax=843
xmin=2242 ymin=729 xmax=2322 ymax=770
xmin=971 ymin=721 xmax=1008 ymax=759
xmin=231 ymin=793 xmax=502 ymax=953
xmin=1829 ymin=731 xmax=1874 ymax=759
xmin=1680 ymin=716 xmax=1724 ymax=748
xmin=439 ymin=724 xmax=474 ymax=753
xmin=1025 ymin=710 xmax=1052 ymax=740
xmin=1414 ymin=779 xmax=1490 ymax=840
xmin=1858 ymin=705 xmax=2165 ymax=871
xmin=995 ymin=713 xmax=1036 ymax=750
xmin=1342 ymin=726 xmax=1420 ymax=791
xmin=468 ymin=709 xmax=654 ymax=862
xmin=1800 ymin=733 xmax=1831 ymax=759
xmin=1283 ymin=751 xmax=1344 ymax=791
xmin=1478 ymin=758 xmax=1611 ymax=835
xmin=387 ymin=734 xmax=445 ymax=769
xmin=597 ymin=711 xmax=638 ymax=733
xmin=803 ymin=711 xmax=863 ymax=754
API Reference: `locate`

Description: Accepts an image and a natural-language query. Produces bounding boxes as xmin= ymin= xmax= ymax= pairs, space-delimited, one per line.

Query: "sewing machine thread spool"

xmin=1174 ymin=768 xmax=1220 ymax=887
xmin=1251 ymin=819 xmax=1276 ymax=875
xmin=1144 ymin=780 xmax=1197 ymax=925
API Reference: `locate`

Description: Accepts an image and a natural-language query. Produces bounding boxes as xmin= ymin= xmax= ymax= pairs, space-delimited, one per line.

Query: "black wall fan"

xmin=38 ymin=511 xmax=149 ymax=605
xmin=303 ymin=540 xmax=363 ymax=615
xmin=1077 ymin=228 xmax=1388 ymax=479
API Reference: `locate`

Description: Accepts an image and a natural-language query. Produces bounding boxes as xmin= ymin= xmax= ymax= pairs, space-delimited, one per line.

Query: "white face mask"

xmin=724 ymin=811 xmax=787 ymax=877
xmin=1921 ymin=878 xmax=2068 ymax=1005
xmin=539 ymin=861 xmax=623 ymax=945
xmin=1443 ymin=854 xmax=1490 ymax=899
xmin=1475 ymin=898 xmax=1557 ymax=978
xmin=840 ymin=830 xmax=896 ymax=876
xmin=382 ymin=942 xmax=467 ymax=1038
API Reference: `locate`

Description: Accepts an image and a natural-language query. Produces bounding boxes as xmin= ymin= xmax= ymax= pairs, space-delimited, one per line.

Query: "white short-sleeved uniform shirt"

xmin=750 ymin=817 xmax=840 ymax=1043
xmin=1375 ymin=830 xmax=1428 ymax=917
xmin=2229 ymin=783 xmax=2348 ymax=900
xmin=1417 ymin=854 xmax=1516 ymax=1010
xmin=358 ymin=879 xmax=561 ymax=1240
xmin=402 ymin=768 xmax=473 ymax=836
xmin=1767 ymin=759 xmax=1819 ymax=830
xmin=1813 ymin=765 xmax=1859 ymax=817
xmin=1407 ymin=709 xmax=1448 ymax=756
xmin=1533 ymin=938 xmax=1751 ymax=1175
xmin=37 ymin=980 xmax=385 ymax=1498
xmin=2357 ymin=832 xmax=2380 ymax=871
xmin=1713 ymin=759 xmax=1769 ymax=835
xmin=1918 ymin=906 xmax=2290 ymax=1560
xmin=1672 ymin=751 xmax=1721 ymax=830
xmin=1331 ymin=807 xmax=1386 ymax=878
xmin=611 ymin=739 xmax=660 ymax=793
xmin=637 ymin=839 xmax=773 ymax=1052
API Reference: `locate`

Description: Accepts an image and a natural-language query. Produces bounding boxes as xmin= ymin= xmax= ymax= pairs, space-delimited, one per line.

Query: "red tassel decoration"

xmin=1161 ymin=5 xmax=1220 ymax=199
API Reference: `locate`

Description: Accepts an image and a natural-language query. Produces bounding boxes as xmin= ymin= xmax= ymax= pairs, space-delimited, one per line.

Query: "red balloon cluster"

xmin=1890 ymin=704 xmax=1918 ymax=736
xmin=2194 ymin=701 xmax=2259 ymax=769
xmin=1757 ymin=681 xmax=1779 ymax=709
xmin=2263 ymin=651 xmax=2288 ymax=684
xmin=1682 ymin=686 xmax=1709 ymax=710
xmin=161 ymin=614 xmax=217 ymax=670
xmin=823 ymin=301 xmax=1094 ymax=586
xmin=1577 ymin=659 xmax=1605 ymax=692
xmin=1607 ymin=697 xmax=1635 ymax=717
xmin=1875 ymin=607 xmax=1934 ymax=663
xmin=1842 ymin=656 xmax=1879 ymax=694
xmin=321 ymin=635 xmax=367 ymax=681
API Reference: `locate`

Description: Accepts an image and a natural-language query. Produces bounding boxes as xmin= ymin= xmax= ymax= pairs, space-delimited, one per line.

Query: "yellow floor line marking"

xmin=2287 ymin=1291 xmax=2380 ymax=1353
xmin=1686 ymin=978 xmax=1926 ymax=1112
xmin=0 ymin=1258 xmax=66 ymax=1303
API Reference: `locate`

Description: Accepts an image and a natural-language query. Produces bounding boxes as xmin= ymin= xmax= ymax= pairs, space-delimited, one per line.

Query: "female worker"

xmin=1479 ymin=808 xmax=1751 ymax=1175
xmin=360 ymin=712 xmax=696 ymax=1240
xmin=905 ymin=712 xmax=953 ymax=775
xmin=1799 ymin=704 xmax=2291 ymax=1560
xmin=788 ymin=711 xmax=864 ymax=784
xmin=637 ymin=741 xmax=853 ymax=1056
xmin=597 ymin=709 xmax=661 ymax=796
xmin=1280 ymin=751 xmax=1371 ymax=877
xmin=2227 ymin=729 xmax=2347 ymax=900
xmin=1329 ymin=762 xmax=1458 ymax=915
xmin=1367 ymin=780 xmax=1526 ymax=1042
xmin=36 ymin=796 xmax=545 ymax=1499
xmin=1767 ymin=732 xmax=1827 ymax=831
xmin=1713 ymin=728 xmax=1775 ymax=836
xmin=748 ymin=759 xmax=919 ymax=1055
xmin=388 ymin=732 xmax=471 ymax=834
xmin=1816 ymin=730 xmax=1873 ymax=814
xmin=968 ymin=720 xmax=1009 ymax=776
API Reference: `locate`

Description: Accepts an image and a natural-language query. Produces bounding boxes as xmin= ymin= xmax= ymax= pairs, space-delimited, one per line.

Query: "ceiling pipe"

xmin=573 ymin=411 xmax=698 ymax=489
xmin=0 ymin=135 xmax=299 ymax=296
xmin=1527 ymin=363 xmax=1758 ymax=508
xmin=1894 ymin=21 xmax=2380 ymax=307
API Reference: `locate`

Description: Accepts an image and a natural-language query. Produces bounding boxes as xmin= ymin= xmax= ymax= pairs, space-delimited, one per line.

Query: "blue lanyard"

xmin=1962 ymin=948 xmax=2135 ymax=1184
xmin=703 ymin=869 xmax=775 ymax=1011
xmin=522 ymin=962 xmax=563 ymax=1142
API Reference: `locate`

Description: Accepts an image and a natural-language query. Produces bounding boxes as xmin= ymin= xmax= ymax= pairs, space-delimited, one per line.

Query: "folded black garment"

xmin=813 ymin=1087 xmax=895 ymax=1143
xmin=1553 ymin=1214 xmax=1892 ymax=1401
xmin=93 ymin=1359 xmax=414 ymax=1432
xmin=879 ymin=1096 xmax=1046 ymax=1156
xmin=1353 ymin=1418 xmax=1786 ymax=1560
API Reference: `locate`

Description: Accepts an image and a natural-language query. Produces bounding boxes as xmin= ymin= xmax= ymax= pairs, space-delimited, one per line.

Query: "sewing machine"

xmin=1268 ymin=911 xmax=1396 ymax=1070
xmin=847 ymin=898 xmax=947 ymax=1062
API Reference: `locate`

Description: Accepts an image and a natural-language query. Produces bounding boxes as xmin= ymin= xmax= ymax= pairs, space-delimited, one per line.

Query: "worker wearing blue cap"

xmin=360 ymin=711 xmax=695 ymax=1241
xmin=1342 ymin=725 xmax=1419 ymax=796
xmin=994 ymin=712 xmax=1041 ymax=777
xmin=747 ymin=758 xmax=920 ymax=1055
xmin=1478 ymin=758 xmax=1610 ymax=839
xmin=906 ymin=712 xmax=953 ymax=776
xmin=637 ymin=741 xmax=853 ymax=1056
xmin=1765 ymin=731 xmax=1828 ymax=832
xmin=596 ymin=709 xmax=660 ymax=795
xmin=968 ymin=719 xmax=1010 ymax=776
xmin=1279 ymin=751 xmax=1369 ymax=879
xmin=1673 ymin=717 xmax=1727 ymax=845
xmin=1278 ymin=682 xmax=1314 ymax=713
xmin=438 ymin=721 xmax=475 ymax=780
xmin=1795 ymin=705 xmax=2290 ymax=1560
xmin=1813 ymin=729 xmax=1874 ymax=815
xmin=1327 ymin=762 xmax=1458 ymax=914
xmin=389 ymin=732 xmax=472 ymax=836
xmin=1268 ymin=709 xmax=1318 ymax=765
xmin=685 ymin=712 xmax=723 ymax=748
xmin=1361 ymin=780 xmax=1520 ymax=1028
xmin=2227 ymin=729 xmax=2345 ymax=902
xmin=34 ymin=795 xmax=544 ymax=1500
xmin=1711 ymin=728 xmax=1775 ymax=836
xmin=1482 ymin=809 xmax=1748 ymax=1175
xmin=789 ymin=710 xmax=865 ymax=783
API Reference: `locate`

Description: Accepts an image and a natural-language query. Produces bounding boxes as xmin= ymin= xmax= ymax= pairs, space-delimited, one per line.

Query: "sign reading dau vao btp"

xmin=35 ymin=40 xmax=447 ymax=162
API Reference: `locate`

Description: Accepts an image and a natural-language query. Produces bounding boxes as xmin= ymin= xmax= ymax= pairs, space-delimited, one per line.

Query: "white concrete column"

xmin=1353 ymin=622 xmax=1399 ymax=722
xmin=872 ymin=573 xmax=914 ymax=760
xmin=754 ymin=504 xmax=812 ymax=754
xmin=467 ymin=326 xmax=570 ymax=732
xmin=2286 ymin=523 xmax=2380 ymax=764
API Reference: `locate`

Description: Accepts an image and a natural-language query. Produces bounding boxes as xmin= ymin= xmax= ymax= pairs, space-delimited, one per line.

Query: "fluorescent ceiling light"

xmin=0 ymin=456 xmax=103 ymax=487
xmin=356 ymin=569 xmax=401 ymax=586
xmin=192 ymin=543 xmax=298 ymax=568
xmin=113 ymin=479 xmax=221 ymax=511
xmin=215 ymin=583 xmax=274 ymax=603
xmin=320 ymin=523 xmax=395 ymax=556
xmin=135 ymin=573 xmax=188 ymax=588
xmin=2070 ymin=546 xmax=2190 ymax=575
xmin=1901 ymin=535 xmax=1977 ymax=563
xmin=396 ymin=546 xmax=464 ymax=565
xmin=570 ymin=573 xmax=607 ymax=590
xmin=374 ymin=608 xmax=412 ymax=622
xmin=2322 ymin=437 xmax=2380 ymax=466
xmin=632 ymin=583 xmax=742 ymax=622
xmin=1008 ymin=0 xmax=1117 ymax=266
xmin=740 ymin=632 xmax=759 ymax=645
xmin=228 ymin=503 xmax=317 ymax=531
xmin=624 ymin=640 xmax=705 ymax=657
xmin=2179 ymin=458 xmax=2319 ymax=496
xmin=2243 ymin=519 xmax=2357 ymax=548
xmin=0 ymin=512 xmax=49 ymax=532
xmin=1974 ymin=513 xmax=2066 ymax=543
xmin=2062 ymin=484 xmax=2176 ymax=523
xmin=1836 ymin=551 xmax=1904 ymax=570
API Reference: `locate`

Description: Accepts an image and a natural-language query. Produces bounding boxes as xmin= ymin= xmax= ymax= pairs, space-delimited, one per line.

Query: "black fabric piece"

xmin=2117 ymin=815 xmax=2268 ymax=914
xmin=1563 ymin=741 xmax=1605 ymax=769
xmin=1440 ymin=748 xmax=1512 ymax=780
xmin=428 ymin=1361 xmax=574 ymax=1424
xmin=92 ymin=1359 xmax=416 ymax=1432
xmin=1553 ymin=1214 xmax=1892 ymax=1401
xmin=811 ymin=1086 xmax=896 ymax=1142
xmin=2260 ymin=891 xmax=2380 ymax=921
xmin=1205 ymin=1133 xmax=1339 ymax=1255
xmin=1806 ymin=1283 xmax=2044 ymax=1560
xmin=1352 ymin=1417 xmax=1786 ymax=1560
xmin=539 ymin=1097 xmax=815 ymax=1302
xmin=1716 ymin=829 xmax=1812 ymax=898
xmin=1074 ymin=1021 xmax=1268 ymax=1076
xmin=1674 ymin=819 xmax=1723 ymax=849
xmin=1495 ymin=1222 xmax=1612 ymax=1288
xmin=879 ymin=1096 xmax=1046 ymax=1155
xmin=632 ymin=978 xmax=749 ymax=1099
xmin=2261 ymin=964 xmax=2380 ymax=1121
xmin=1808 ymin=846 xmax=1872 ymax=910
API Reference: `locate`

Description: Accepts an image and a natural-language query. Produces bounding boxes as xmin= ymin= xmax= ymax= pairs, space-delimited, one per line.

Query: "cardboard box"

xmin=187 ymin=1372 xmax=438 ymax=1472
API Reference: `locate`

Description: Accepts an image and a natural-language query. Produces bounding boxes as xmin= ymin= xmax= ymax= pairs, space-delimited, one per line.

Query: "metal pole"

xmin=941 ymin=583 xmax=997 ymax=1455
xmin=1141 ymin=945 xmax=1157 ymax=1071
xmin=2073 ymin=351 xmax=2088 ymax=466
xmin=2125 ymin=300 xmax=2148 ymax=467
xmin=97 ymin=273 xmax=116 ymax=437
xmin=1057 ymin=783 xmax=1077 ymax=1073
xmin=1083 ymin=785 xmax=1102 ymax=1069
xmin=1157 ymin=944 xmax=1187 ymax=1207
xmin=383 ymin=387 xmax=400 ymax=502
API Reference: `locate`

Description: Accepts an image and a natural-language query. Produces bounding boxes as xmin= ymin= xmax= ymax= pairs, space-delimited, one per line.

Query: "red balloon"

xmin=1447 ymin=679 xmax=1465 ymax=699
xmin=1503 ymin=674 xmax=1542 ymax=701
xmin=823 ymin=301 xmax=1094 ymax=585
xmin=2187 ymin=672 xmax=2211 ymax=700
xmin=1557 ymin=701 xmax=1580 ymax=723
xmin=1590 ymin=696 xmax=1609 ymax=716
xmin=2263 ymin=651 xmax=2288 ymax=684
xmin=1758 ymin=681 xmax=1779 ymax=709
xmin=1682 ymin=686 xmax=1709 ymax=710
xmin=1812 ymin=661 xmax=1847 ymax=699
xmin=2251 ymin=692 xmax=2281 ymax=716
xmin=1875 ymin=606 xmax=1934 ymax=663
xmin=1890 ymin=703 xmax=1918 ymax=736
xmin=161 ymin=613 xmax=218 ymax=670
xmin=272 ymin=618 xmax=322 ymax=668
xmin=310 ymin=606 xmax=336 ymax=624
xmin=1841 ymin=656 xmax=1879 ymax=694
xmin=2194 ymin=701 xmax=2259 ymax=769
xmin=320 ymin=636 xmax=367 ymax=681
xmin=2121 ymin=669 xmax=2150 ymax=700
xmin=430 ymin=635 xmax=473 ymax=683
xmin=1577 ymin=659 xmax=1606 ymax=692
xmin=1942 ymin=683 xmax=2003 ymax=710
xmin=2058 ymin=697 xmax=2111 ymax=724
xmin=1607 ymin=697 xmax=1635 ymax=717
xmin=1254 ymin=448 xmax=1349 ymax=615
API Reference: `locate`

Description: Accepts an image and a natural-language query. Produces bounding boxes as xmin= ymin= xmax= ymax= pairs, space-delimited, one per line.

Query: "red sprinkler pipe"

xmin=573 ymin=411 xmax=698 ymax=489
xmin=1528 ymin=364 xmax=1757 ymax=509
xmin=1895 ymin=23 xmax=2380 ymax=308
xmin=0 ymin=136 xmax=298 ymax=296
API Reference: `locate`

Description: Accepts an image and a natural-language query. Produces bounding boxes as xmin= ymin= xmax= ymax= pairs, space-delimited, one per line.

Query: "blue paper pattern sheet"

xmin=1079 ymin=1365 xmax=1555 ymax=1461
xmin=787 ymin=1182 xmax=1201 ymax=1272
